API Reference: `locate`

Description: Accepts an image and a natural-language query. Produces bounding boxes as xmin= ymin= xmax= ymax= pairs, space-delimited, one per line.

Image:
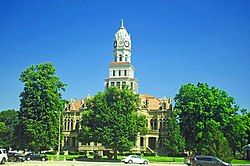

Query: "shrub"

xmin=79 ymin=151 xmax=87 ymax=156
xmin=68 ymin=151 xmax=79 ymax=155
xmin=93 ymin=152 xmax=102 ymax=159
xmin=45 ymin=151 xmax=57 ymax=155
xmin=144 ymin=152 xmax=156 ymax=156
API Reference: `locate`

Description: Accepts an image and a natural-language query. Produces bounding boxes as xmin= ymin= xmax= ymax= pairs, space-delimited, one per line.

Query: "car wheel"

xmin=143 ymin=160 xmax=148 ymax=164
xmin=1 ymin=158 xmax=6 ymax=164
xmin=128 ymin=160 xmax=133 ymax=164
xmin=26 ymin=157 xmax=30 ymax=161
xmin=41 ymin=158 xmax=45 ymax=161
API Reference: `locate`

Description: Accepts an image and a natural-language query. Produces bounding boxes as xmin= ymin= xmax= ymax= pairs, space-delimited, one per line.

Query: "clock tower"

xmin=104 ymin=20 xmax=138 ymax=92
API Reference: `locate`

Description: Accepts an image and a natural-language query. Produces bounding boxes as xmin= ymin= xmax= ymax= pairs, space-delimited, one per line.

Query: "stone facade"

xmin=62 ymin=95 xmax=172 ymax=153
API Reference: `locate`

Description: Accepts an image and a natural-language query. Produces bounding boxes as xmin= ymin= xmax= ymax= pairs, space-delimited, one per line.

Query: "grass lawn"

xmin=46 ymin=154 xmax=79 ymax=161
xmin=231 ymin=159 xmax=250 ymax=164
xmin=143 ymin=156 xmax=184 ymax=163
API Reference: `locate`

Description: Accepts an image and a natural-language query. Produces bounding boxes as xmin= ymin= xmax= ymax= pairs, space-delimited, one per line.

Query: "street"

xmin=4 ymin=161 xmax=186 ymax=166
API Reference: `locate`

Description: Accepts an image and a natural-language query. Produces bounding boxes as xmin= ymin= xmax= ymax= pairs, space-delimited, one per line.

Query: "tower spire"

xmin=121 ymin=19 xmax=124 ymax=29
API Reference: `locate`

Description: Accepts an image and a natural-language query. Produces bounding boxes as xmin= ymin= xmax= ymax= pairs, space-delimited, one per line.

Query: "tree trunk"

xmin=114 ymin=150 xmax=118 ymax=160
xmin=173 ymin=153 xmax=175 ymax=162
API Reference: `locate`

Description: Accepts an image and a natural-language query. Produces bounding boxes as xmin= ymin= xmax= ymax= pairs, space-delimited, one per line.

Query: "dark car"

xmin=25 ymin=153 xmax=48 ymax=161
xmin=7 ymin=152 xmax=25 ymax=162
xmin=191 ymin=156 xmax=231 ymax=166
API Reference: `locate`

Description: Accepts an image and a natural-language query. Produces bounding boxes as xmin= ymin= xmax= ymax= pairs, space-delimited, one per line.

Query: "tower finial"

xmin=121 ymin=19 xmax=124 ymax=28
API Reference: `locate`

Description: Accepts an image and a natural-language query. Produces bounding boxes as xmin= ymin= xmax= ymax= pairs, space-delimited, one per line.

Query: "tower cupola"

xmin=113 ymin=20 xmax=132 ymax=63
xmin=105 ymin=20 xmax=138 ymax=93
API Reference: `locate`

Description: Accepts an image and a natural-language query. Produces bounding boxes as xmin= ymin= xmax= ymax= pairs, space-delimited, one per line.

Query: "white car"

xmin=122 ymin=155 xmax=149 ymax=164
xmin=0 ymin=148 xmax=8 ymax=164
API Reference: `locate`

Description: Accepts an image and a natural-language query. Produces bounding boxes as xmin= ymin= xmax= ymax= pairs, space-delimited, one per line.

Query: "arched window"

xmin=71 ymin=119 xmax=74 ymax=130
xmin=67 ymin=119 xmax=70 ymax=131
xmin=153 ymin=119 xmax=158 ymax=130
xmin=150 ymin=119 xmax=154 ymax=130
xmin=125 ymin=55 xmax=128 ymax=61
xmin=159 ymin=119 xmax=163 ymax=130
xmin=163 ymin=119 xmax=166 ymax=128
xmin=64 ymin=120 xmax=67 ymax=130
xmin=76 ymin=120 xmax=80 ymax=130
xmin=119 ymin=55 xmax=122 ymax=61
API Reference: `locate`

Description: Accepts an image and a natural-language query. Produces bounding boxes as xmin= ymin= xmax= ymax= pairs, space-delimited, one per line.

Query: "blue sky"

xmin=0 ymin=0 xmax=250 ymax=111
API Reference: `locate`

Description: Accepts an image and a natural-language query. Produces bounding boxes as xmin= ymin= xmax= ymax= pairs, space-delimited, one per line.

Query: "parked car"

xmin=25 ymin=153 xmax=48 ymax=161
xmin=191 ymin=156 xmax=231 ymax=166
xmin=122 ymin=155 xmax=149 ymax=164
xmin=7 ymin=152 xmax=25 ymax=162
xmin=0 ymin=149 xmax=8 ymax=164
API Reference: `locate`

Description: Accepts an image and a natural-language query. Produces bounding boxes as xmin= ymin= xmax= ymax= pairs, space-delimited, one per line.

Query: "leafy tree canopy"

xmin=174 ymin=83 xmax=247 ymax=159
xmin=0 ymin=122 xmax=7 ymax=147
xmin=158 ymin=111 xmax=185 ymax=161
xmin=18 ymin=62 xmax=66 ymax=151
xmin=0 ymin=109 xmax=19 ymax=148
xmin=78 ymin=87 xmax=147 ymax=159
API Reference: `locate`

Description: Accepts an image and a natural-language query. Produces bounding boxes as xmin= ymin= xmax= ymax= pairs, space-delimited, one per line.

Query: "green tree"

xmin=78 ymin=87 xmax=147 ymax=159
xmin=200 ymin=121 xmax=232 ymax=162
xmin=18 ymin=62 xmax=66 ymax=152
xmin=0 ymin=109 xmax=19 ymax=149
xmin=158 ymin=111 xmax=185 ymax=161
xmin=247 ymin=111 xmax=250 ymax=144
xmin=174 ymin=83 xmax=246 ymax=159
xmin=0 ymin=122 xmax=7 ymax=147
xmin=222 ymin=112 xmax=249 ymax=157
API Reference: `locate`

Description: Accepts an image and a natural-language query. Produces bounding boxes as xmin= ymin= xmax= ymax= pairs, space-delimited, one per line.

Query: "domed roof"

xmin=114 ymin=19 xmax=131 ymax=41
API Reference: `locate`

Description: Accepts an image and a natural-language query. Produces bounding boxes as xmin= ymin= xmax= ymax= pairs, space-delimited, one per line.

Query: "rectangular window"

xmin=130 ymin=82 xmax=133 ymax=90
xmin=140 ymin=137 xmax=144 ymax=146
xmin=122 ymin=82 xmax=126 ymax=87
xmin=111 ymin=82 xmax=115 ymax=86
xmin=124 ymin=70 xmax=127 ymax=76
xmin=117 ymin=82 xmax=120 ymax=87
xmin=72 ymin=137 xmax=76 ymax=146
xmin=119 ymin=70 xmax=121 ymax=76
xmin=113 ymin=70 xmax=115 ymax=76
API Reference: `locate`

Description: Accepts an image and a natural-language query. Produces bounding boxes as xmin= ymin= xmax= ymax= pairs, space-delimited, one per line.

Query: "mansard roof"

xmin=65 ymin=94 xmax=172 ymax=112
xmin=66 ymin=99 xmax=85 ymax=111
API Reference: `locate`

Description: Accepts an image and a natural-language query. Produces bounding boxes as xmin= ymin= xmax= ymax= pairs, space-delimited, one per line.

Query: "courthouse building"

xmin=62 ymin=21 xmax=172 ymax=154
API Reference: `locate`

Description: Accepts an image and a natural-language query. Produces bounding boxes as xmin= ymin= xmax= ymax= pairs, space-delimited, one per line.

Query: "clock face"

xmin=113 ymin=41 xmax=117 ymax=47
xmin=125 ymin=41 xmax=130 ymax=47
